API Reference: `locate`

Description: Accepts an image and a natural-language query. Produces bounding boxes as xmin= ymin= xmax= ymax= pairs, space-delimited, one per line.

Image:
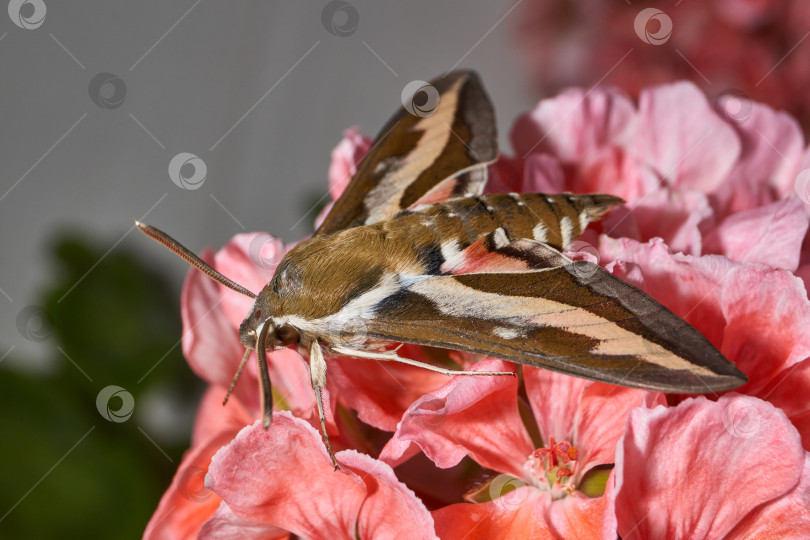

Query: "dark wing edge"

xmin=362 ymin=240 xmax=747 ymax=394
xmin=316 ymin=70 xmax=498 ymax=236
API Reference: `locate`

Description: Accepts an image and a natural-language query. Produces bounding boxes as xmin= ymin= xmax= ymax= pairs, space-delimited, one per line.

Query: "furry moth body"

xmin=138 ymin=71 xmax=746 ymax=468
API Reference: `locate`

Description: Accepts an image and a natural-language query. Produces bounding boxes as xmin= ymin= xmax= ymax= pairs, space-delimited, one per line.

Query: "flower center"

xmin=525 ymin=437 xmax=579 ymax=499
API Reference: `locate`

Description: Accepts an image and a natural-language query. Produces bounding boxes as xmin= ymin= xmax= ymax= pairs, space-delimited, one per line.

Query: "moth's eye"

xmin=275 ymin=324 xmax=300 ymax=346
xmin=254 ymin=309 xmax=262 ymax=321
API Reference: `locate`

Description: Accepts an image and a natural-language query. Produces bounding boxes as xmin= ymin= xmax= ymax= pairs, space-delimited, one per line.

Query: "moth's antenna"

xmin=135 ymin=220 xmax=257 ymax=299
xmin=223 ymin=348 xmax=251 ymax=406
xmin=256 ymin=321 xmax=274 ymax=428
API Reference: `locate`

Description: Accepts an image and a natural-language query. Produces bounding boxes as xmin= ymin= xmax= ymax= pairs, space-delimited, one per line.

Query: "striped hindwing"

xmin=316 ymin=70 xmax=497 ymax=236
xmin=358 ymin=237 xmax=747 ymax=393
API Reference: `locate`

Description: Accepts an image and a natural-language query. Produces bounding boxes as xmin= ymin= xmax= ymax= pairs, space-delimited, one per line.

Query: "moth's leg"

xmin=223 ymin=348 xmax=251 ymax=406
xmin=329 ymin=345 xmax=515 ymax=377
xmin=310 ymin=340 xmax=339 ymax=470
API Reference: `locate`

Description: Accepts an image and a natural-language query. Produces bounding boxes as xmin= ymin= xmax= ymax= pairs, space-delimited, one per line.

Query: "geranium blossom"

xmin=381 ymin=359 xmax=658 ymax=539
xmin=610 ymin=394 xmax=810 ymax=538
xmin=145 ymin=79 xmax=810 ymax=538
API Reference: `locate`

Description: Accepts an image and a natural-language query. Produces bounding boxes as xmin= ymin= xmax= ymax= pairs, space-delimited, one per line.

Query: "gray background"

xmin=1 ymin=1 xmax=533 ymax=370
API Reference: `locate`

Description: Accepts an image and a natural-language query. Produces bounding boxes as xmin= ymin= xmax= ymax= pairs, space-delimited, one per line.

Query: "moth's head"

xmin=238 ymin=288 xmax=300 ymax=350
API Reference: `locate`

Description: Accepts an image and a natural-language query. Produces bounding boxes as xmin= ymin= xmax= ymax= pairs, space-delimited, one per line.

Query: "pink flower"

xmin=512 ymin=82 xmax=810 ymax=288
xmin=381 ymin=358 xmax=659 ymax=539
xmin=610 ymin=394 xmax=810 ymax=538
xmin=201 ymin=412 xmax=437 ymax=540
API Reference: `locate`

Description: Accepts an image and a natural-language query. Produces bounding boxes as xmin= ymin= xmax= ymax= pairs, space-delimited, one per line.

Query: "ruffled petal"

xmin=636 ymin=82 xmax=741 ymax=193
xmin=510 ymin=87 xmax=636 ymax=163
xmin=433 ymin=488 xmax=552 ymax=540
xmin=146 ymin=387 xmax=251 ymax=539
xmin=714 ymin=102 xmax=805 ymax=217
xmin=327 ymin=127 xmax=372 ymax=201
xmin=379 ymin=359 xmax=533 ymax=477
xmin=205 ymin=413 xmax=436 ymax=539
xmin=728 ymin=453 xmax=810 ymax=538
xmin=703 ymin=196 xmax=809 ymax=271
xmin=614 ymin=394 xmax=805 ymax=539
xmin=199 ymin=502 xmax=289 ymax=539
xmin=327 ymin=344 xmax=448 ymax=431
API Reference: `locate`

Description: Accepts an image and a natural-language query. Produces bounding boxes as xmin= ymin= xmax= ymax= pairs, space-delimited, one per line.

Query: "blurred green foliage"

xmin=0 ymin=233 xmax=203 ymax=538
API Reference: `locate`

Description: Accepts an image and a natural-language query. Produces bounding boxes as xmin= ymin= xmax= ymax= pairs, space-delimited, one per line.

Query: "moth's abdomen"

xmin=414 ymin=192 xmax=622 ymax=252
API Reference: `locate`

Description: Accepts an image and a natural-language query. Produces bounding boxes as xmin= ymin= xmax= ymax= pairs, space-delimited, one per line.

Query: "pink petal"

xmin=760 ymin=357 xmax=810 ymax=450
xmin=714 ymin=101 xmax=805 ymax=217
xmin=703 ymin=196 xmax=809 ymax=271
xmin=379 ymin=358 xmax=533 ymax=477
xmin=205 ymin=413 xmax=436 ymax=539
xmin=544 ymin=492 xmax=609 ymax=540
xmin=181 ymin=257 xmax=257 ymax=410
xmin=328 ymin=127 xmax=372 ymax=201
xmin=327 ymin=344 xmax=448 ymax=431
xmin=604 ymin=187 xmax=712 ymax=255
xmin=521 ymin=153 xmax=567 ymax=193
xmin=338 ymin=450 xmax=437 ymax=540
xmin=524 ymin=368 xmax=657 ymax=475
xmin=614 ymin=394 xmax=805 ymax=539
xmin=636 ymin=82 xmax=741 ymax=192
xmin=199 ymin=502 xmax=289 ymax=539
xmin=146 ymin=386 xmax=255 ymax=539
xmin=510 ymin=87 xmax=636 ymax=164
xmin=433 ymin=488 xmax=552 ymax=540
xmin=728 ymin=453 xmax=810 ymax=538
xmin=191 ymin=385 xmax=253 ymax=448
